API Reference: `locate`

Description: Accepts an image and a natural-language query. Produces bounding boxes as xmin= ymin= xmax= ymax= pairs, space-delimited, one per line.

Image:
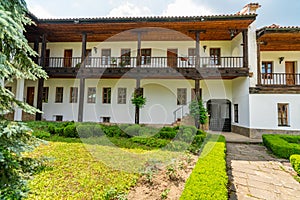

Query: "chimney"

xmin=238 ymin=3 xmax=261 ymax=15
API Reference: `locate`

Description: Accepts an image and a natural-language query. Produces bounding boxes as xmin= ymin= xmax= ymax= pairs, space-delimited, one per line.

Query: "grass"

xmin=180 ymin=134 xmax=228 ymax=200
xmin=27 ymin=135 xmax=188 ymax=199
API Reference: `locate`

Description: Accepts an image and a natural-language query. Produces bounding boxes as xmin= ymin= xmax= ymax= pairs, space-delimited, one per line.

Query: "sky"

xmin=26 ymin=0 xmax=300 ymax=28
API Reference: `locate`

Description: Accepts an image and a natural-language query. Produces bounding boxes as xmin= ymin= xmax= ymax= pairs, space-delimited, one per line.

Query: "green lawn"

xmin=27 ymin=136 xmax=185 ymax=199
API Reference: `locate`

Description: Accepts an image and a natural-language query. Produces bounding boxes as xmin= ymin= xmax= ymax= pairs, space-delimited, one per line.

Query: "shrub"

xmin=32 ymin=130 xmax=51 ymax=139
xmin=55 ymin=127 xmax=64 ymax=136
xmin=166 ymin=141 xmax=190 ymax=152
xmin=48 ymin=124 xmax=56 ymax=135
xmin=290 ymin=154 xmax=300 ymax=175
xmin=63 ymin=124 xmax=79 ymax=138
xmin=180 ymin=135 xmax=227 ymax=200
xmin=156 ymin=127 xmax=177 ymax=139
xmin=103 ymin=125 xmax=127 ymax=137
xmin=93 ymin=125 xmax=105 ymax=137
xmin=77 ymin=125 xmax=94 ymax=138
xmin=138 ymin=127 xmax=158 ymax=137
xmin=130 ymin=137 xmax=169 ymax=148
xmin=124 ymin=125 xmax=141 ymax=137
xmin=262 ymin=134 xmax=300 ymax=159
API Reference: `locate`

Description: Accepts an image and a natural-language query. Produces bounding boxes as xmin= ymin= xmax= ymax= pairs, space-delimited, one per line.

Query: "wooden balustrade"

xmin=261 ymin=73 xmax=300 ymax=86
xmin=41 ymin=56 xmax=244 ymax=69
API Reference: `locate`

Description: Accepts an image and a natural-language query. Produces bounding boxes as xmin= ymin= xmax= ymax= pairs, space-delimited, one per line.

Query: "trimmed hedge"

xmin=290 ymin=154 xmax=300 ymax=175
xmin=180 ymin=135 xmax=228 ymax=200
xmin=262 ymin=134 xmax=300 ymax=159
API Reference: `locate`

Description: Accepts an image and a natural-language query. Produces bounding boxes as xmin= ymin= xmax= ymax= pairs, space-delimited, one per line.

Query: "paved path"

xmin=227 ymin=143 xmax=300 ymax=200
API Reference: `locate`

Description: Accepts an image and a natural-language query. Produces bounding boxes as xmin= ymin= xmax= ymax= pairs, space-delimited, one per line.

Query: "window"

xmin=262 ymin=61 xmax=273 ymax=79
xmin=55 ymin=115 xmax=63 ymax=121
xmin=42 ymin=87 xmax=49 ymax=103
xmin=103 ymin=88 xmax=111 ymax=104
xmin=87 ymin=87 xmax=96 ymax=103
xmin=117 ymin=88 xmax=127 ymax=104
xmin=177 ymin=88 xmax=187 ymax=105
xmin=210 ymin=48 xmax=221 ymax=65
xmin=188 ymin=48 xmax=196 ymax=65
xmin=141 ymin=49 xmax=151 ymax=65
xmin=55 ymin=87 xmax=63 ymax=103
xmin=191 ymin=88 xmax=202 ymax=101
xmin=85 ymin=49 xmax=92 ymax=65
xmin=234 ymin=104 xmax=239 ymax=123
xmin=278 ymin=103 xmax=289 ymax=126
xmin=101 ymin=49 xmax=111 ymax=65
xmin=121 ymin=49 xmax=131 ymax=66
xmin=102 ymin=117 xmax=110 ymax=123
xmin=70 ymin=87 xmax=78 ymax=103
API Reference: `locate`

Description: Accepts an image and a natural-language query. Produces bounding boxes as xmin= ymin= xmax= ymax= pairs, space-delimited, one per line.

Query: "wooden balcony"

xmin=41 ymin=56 xmax=248 ymax=79
xmin=260 ymin=73 xmax=300 ymax=86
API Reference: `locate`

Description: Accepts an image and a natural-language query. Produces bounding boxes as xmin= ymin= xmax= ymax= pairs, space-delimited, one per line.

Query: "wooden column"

xmin=135 ymin=78 xmax=141 ymax=124
xmin=257 ymin=42 xmax=261 ymax=85
xmin=242 ymin=30 xmax=249 ymax=68
xmin=78 ymin=33 xmax=87 ymax=122
xmin=136 ymin=32 xmax=142 ymax=67
xmin=195 ymin=79 xmax=201 ymax=100
xmin=195 ymin=31 xmax=200 ymax=68
xmin=36 ymin=34 xmax=46 ymax=121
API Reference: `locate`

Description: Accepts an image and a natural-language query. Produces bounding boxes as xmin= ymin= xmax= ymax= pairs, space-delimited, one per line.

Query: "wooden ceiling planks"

xmin=25 ymin=16 xmax=255 ymax=42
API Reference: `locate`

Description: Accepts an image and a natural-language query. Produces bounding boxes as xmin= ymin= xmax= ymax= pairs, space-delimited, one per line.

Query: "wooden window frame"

xmin=69 ymin=87 xmax=78 ymax=103
xmin=42 ymin=87 xmax=49 ymax=103
xmin=102 ymin=87 xmax=111 ymax=104
xmin=117 ymin=88 xmax=127 ymax=104
xmin=210 ymin=48 xmax=221 ymax=65
xmin=141 ymin=48 xmax=151 ymax=65
xmin=177 ymin=88 xmax=187 ymax=105
xmin=262 ymin=61 xmax=273 ymax=79
xmin=278 ymin=103 xmax=289 ymax=126
xmin=87 ymin=87 xmax=96 ymax=103
xmin=55 ymin=87 xmax=64 ymax=103
xmin=188 ymin=48 xmax=196 ymax=65
xmin=55 ymin=115 xmax=63 ymax=121
xmin=121 ymin=49 xmax=131 ymax=66
xmin=234 ymin=104 xmax=239 ymax=123
xmin=101 ymin=49 xmax=111 ymax=65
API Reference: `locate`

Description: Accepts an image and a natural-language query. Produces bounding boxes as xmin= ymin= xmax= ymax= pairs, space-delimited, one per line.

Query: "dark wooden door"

xmin=64 ymin=49 xmax=72 ymax=67
xmin=45 ymin=49 xmax=50 ymax=67
xmin=167 ymin=49 xmax=178 ymax=68
xmin=207 ymin=99 xmax=231 ymax=132
xmin=285 ymin=62 xmax=295 ymax=85
xmin=27 ymin=87 xmax=35 ymax=106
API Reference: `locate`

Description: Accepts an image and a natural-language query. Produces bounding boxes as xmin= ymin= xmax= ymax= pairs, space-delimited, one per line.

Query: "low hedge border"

xmin=262 ymin=134 xmax=300 ymax=159
xmin=180 ymin=135 xmax=228 ymax=200
xmin=290 ymin=154 xmax=300 ymax=175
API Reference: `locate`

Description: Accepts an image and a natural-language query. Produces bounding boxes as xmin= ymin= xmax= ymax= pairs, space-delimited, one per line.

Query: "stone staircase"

xmin=172 ymin=115 xmax=195 ymax=126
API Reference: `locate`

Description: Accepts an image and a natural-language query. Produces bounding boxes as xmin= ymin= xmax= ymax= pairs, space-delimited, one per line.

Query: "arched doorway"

xmin=207 ymin=99 xmax=231 ymax=132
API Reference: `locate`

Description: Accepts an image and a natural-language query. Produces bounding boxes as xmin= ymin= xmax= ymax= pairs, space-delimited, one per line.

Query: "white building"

xmin=5 ymin=3 xmax=300 ymax=138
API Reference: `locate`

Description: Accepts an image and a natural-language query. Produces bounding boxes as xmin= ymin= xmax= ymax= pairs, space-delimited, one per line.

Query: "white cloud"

xmin=162 ymin=0 xmax=214 ymax=16
xmin=27 ymin=4 xmax=54 ymax=18
xmin=107 ymin=2 xmax=152 ymax=17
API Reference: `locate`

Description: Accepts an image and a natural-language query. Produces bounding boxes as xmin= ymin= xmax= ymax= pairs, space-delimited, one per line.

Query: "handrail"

xmin=41 ymin=56 xmax=244 ymax=69
xmin=261 ymin=73 xmax=300 ymax=86
xmin=173 ymin=101 xmax=192 ymax=122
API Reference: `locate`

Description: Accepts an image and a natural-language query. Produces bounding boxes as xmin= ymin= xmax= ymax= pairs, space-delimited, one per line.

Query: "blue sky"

xmin=26 ymin=0 xmax=299 ymax=28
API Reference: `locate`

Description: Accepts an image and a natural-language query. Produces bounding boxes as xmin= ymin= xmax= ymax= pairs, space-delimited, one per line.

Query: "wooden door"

xmin=64 ymin=49 xmax=72 ymax=67
xmin=207 ymin=99 xmax=231 ymax=132
xmin=27 ymin=87 xmax=35 ymax=106
xmin=45 ymin=49 xmax=50 ymax=67
xmin=285 ymin=62 xmax=295 ymax=85
xmin=167 ymin=49 xmax=178 ymax=68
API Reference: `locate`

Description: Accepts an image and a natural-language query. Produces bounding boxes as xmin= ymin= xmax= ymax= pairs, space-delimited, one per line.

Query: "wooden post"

xmin=135 ymin=78 xmax=141 ymax=124
xmin=195 ymin=79 xmax=201 ymax=100
xmin=78 ymin=33 xmax=87 ymax=122
xmin=195 ymin=31 xmax=200 ymax=68
xmin=136 ymin=32 xmax=142 ymax=67
xmin=242 ymin=30 xmax=249 ymax=68
xmin=36 ymin=34 xmax=46 ymax=121
xmin=257 ymin=42 xmax=261 ymax=85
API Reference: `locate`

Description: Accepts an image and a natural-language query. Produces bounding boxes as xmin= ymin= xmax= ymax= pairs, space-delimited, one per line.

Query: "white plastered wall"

xmin=250 ymin=94 xmax=300 ymax=130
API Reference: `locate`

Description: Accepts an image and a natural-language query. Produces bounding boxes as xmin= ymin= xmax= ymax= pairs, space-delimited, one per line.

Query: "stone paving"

xmin=227 ymin=143 xmax=300 ymax=200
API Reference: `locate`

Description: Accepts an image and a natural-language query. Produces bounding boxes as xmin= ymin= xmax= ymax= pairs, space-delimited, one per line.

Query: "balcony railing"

xmin=261 ymin=73 xmax=300 ymax=86
xmin=41 ymin=56 xmax=244 ymax=68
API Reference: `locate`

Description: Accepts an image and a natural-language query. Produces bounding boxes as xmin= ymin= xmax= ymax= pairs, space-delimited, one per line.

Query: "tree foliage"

xmin=0 ymin=0 xmax=47 ymax=199
xmin=189 ymin=100 xmax=208 ymax=128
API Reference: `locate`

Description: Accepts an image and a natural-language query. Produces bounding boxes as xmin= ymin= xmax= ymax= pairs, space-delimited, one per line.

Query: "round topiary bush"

xmin=63 ymin=124 xmax=78 ymax=138
xmin=124 ymin=124 xmax=141 ymax=137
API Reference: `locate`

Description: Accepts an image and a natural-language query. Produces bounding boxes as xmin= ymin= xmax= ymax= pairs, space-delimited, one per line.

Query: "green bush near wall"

xmin=290 ymin=154 xmax=300 ymax=175
xmin=262 ymin=134 xmax=300 ymax=159
xmin=180 ymin=135 xmax=228 ymax=200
